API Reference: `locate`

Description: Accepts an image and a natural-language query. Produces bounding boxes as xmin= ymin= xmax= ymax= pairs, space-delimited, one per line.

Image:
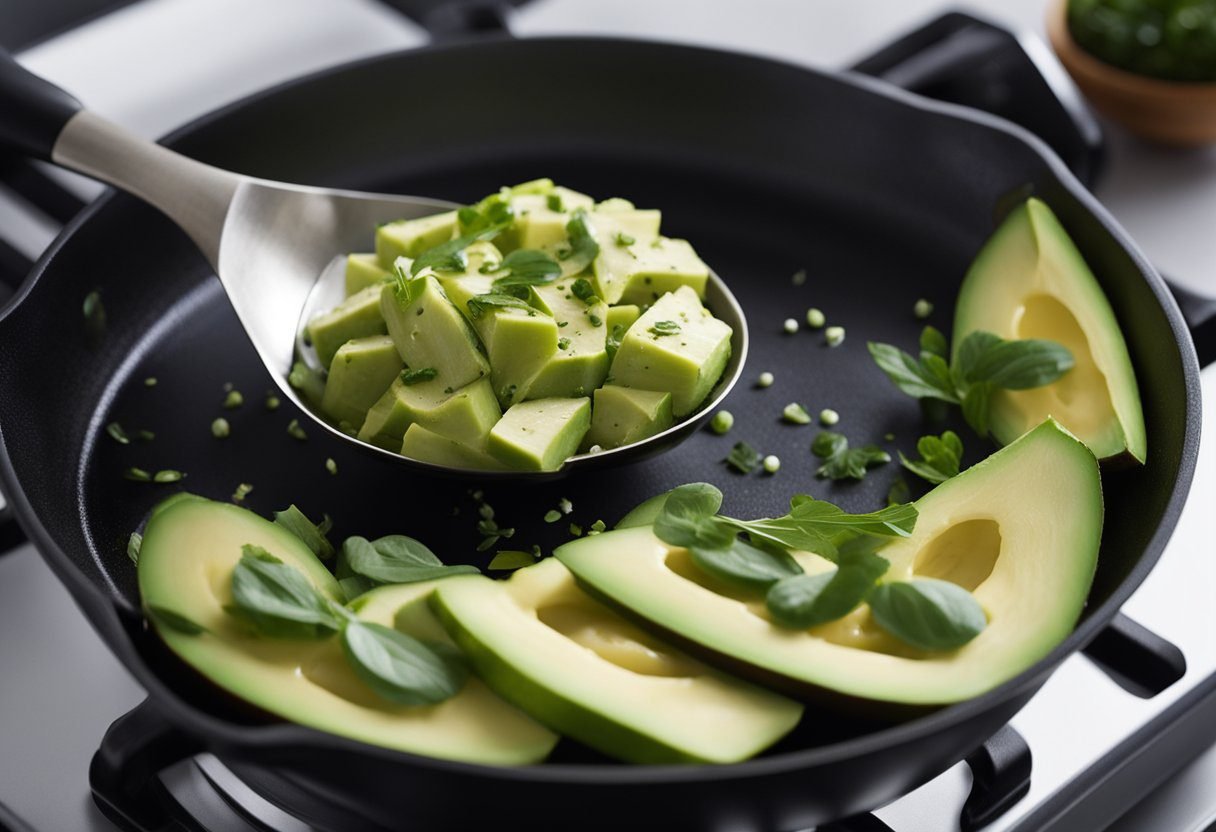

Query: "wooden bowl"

xmin=1047 ymin=0 xmax=1216 ymax=146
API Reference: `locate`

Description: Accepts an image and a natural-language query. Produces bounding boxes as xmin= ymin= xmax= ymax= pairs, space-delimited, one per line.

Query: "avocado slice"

xmin=375 ymin=211 xmax=457 ymax=268
xmin=320 ymin=336 xmax=403 ymax=429
xmin=595 ymin=236 xmax=709 ymax=306
xmin=401 ymin=424 xmax=509 ymax=471
xmin=557 ymin=419 xmax=1101 ymax=707
xmin=344 ymin=253 xmax=391 ymax=297
xmin=306 ymin=285 xmax=387 ymax=369
xmin=487 ymin=397 xmax=591 ymax=471
xmin=525 ymin=285 xmax=609 ymax=400
xmin=358 ymin=376 xmax=501 ymax=451
xmin=430 ymin=558 xmax=802 ymax=764
xmin=609 ymin=285 xmax=731 ymax=417
xmin=138 ymin=496 xmax=556 ymax=764
xmin=379 ymin=274 xmax=490 ymax=393
xmin=954 ymin=198 xmax=1146 ymax=464
xmin=584 ymin=385 xmax=673 ymax=450
xmin=504 ymin=190 xmax=597 ymax=252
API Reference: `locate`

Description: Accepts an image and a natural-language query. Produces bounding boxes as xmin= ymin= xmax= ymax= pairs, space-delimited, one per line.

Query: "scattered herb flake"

xmin=559 ymin=498 xmax=573 ymax=515
xmin=811 ymin=431 xmax=890 ymax=480
xmin=83 ymin=290 xmax=106 ymax=340
xmin=106 ymin=422 xmax=130 ymax=445
xmin=127 ymin=532 xmax=142 ymax=565
xmin=569 ymin=523 xmax=583 ymax=537
xmin=401 ymin=367 xmax=439 ymax=385
xmin=489 ymin=550 xmax=536 ymax=571
xmin=124 ymin=467 xmax=151 ymax=482
xmin=144 ymin=377 xmax=157 ymax=387
xmin=211 ymin=417 xmax=230 ymax=439
xmin=223 ymin=390 xmax=244 ymax=409
xmin=287 ymin=419 xmax=308 ymax=441
xmin=544 ymin=509 xmax=562 ymax=523
xmin=914 ymin=298 xmax=934 ymax=319
xmin=791 ymin=269 xmax=807 ymax=286
xmin=558 ymin=337 xmax=571 ymax=351
xmin=265 ymin=393 xmax=281 ymax=411
xmin=806 ymin=307 xmax=825 ymax=328
xmin=782 ymin=403 xmax=812 ymax=425
xmin=710 ymin=410 xmax=734 ymax=435
xmin=825 ymin=326 xmax=846 ymax=347
xmin=724 ymin=441 xmax=763 ymax=474
xmin=819 ymin=408 xmax=840 ymax=426
xmin=232 ymin=483 xmax=254 ymax=503
xmin=900 ymin=430 xmax=963 ymax=484
xmin=614 ymin=231 xmax=636 ymax=247
xmin=153 ymin=470 xmax=185 ymax=483
xmin=887 ymin=478 xmax=911 ymax=506
xmin=326 ymin=458 xmax=338 ymax=476
xmin=649 ymin=320 xmax=681 ymax=337
xmin=571 ymin=278 xmax=596 ymax=303
xmin=588 ymin=519 xmax=607 ymax=535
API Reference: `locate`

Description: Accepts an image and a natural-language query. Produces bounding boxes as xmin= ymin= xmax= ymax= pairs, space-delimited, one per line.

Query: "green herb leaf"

xmin=124 ymin=467 xmax=152 ymax=482
xmin=490 ymin=249 xmax=561 ymax=289
xmin=488 ymin=550 xmax=536 ymax=571
xmin=867 ymin=342 xmax=960 ymax=403
xmin=812 ymin=431 xmax=891 ymax=481
xmin=562 ymin=210 xmax=601 ymax=274
xmin=106 ymin=422 xmax=130 ymax=445
xmin=411 ymin=220 xmax=510 ymax=277
xmin=765 ymin=549 xmax=889 ymax=629
xmin=341 ymin=535 xmax=479 ymax=585
xmin=286 ymin=419 xmax=308 ymax=441
xmin=153 ymin=470 xmax=185 ymax=483
xmin=868 ymin=578 xmax=987 ymax=651
xmin=467 ymin=292 xmax=536 ymax=320
xmin=958 ymin=333 xmax=1075 ymax=389
xmin=919 ymin=325 xmax=949 ymax=359
xmin=83 ymin=290 xmax=106 ymax=341
xmin=127 ymin=532 xmax=142 ymax=564
xmin=228 ymin=546 xmax=340 ymax=638
xmin=614 ymin=231 xmax=636 ymax=246
xmin=724 ymin=441 xmax=763 ymax=474
xmin=900 ymin=430 xmax=964 ymax=484
xmin=727 ymin=498 xmax=915 ymax=560
xmin=652 ymin=483 xmax=733 ymax=550
xmin=232 ymin=482 xmax=254 ymax=503
xmin=146 ymin=604 xmax=207 ymax=636
xmin=782 ymin=403 xmax=812 ymax=425
xmin=400 ymin=367 xmax=438 ymax=385
xmin=605 ymin=324 xmax=625 ymax=361
xmin=691 ymin=537 xmax=802 ymax=590
xmin=571 ymin=277 xmax=597 ymax=303
xmin=648 ymin=320 xmax=681 ymax=337
xmin=961 ymin=381 xmax=995 ymax=436
xmin=340 ymin=620 xmax=469 ymax=705
xmin=273 ymin=505 xmax=334 ymax=560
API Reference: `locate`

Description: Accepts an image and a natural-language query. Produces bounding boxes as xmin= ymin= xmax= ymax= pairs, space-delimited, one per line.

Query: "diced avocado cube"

xmin=359 ymin=376 xmax=500 ymax=451
xmin=379 ymin=273 xmax=490 ymax=392
xmin=344 ymin=253 xmax=391 ymax=297
xmin=306 ymin=285 xmax=387 ymax=369
xmin=596 ymin=197 xmax=635 ymax=212
xmin=442 ymin=269 xmax=557 ymax=407
xmin=504 ymin=178 xmax=555 ymax=196
xmin=596 ymin=236 xmax=709 ymax=306
xmin=525 ymin=285 xmax=608 ymax=400
xmin=401 ymin=424 xmax=508 ymax=471
xmin=606 ymin=304 xmax=641 ymax=333
xmin=487 ymin=397 xmax=591 ymax=471
xmin=375 ymin=211 xmax=457 ymax=268
xmin=610 ymin=286 xmax=731 ymax=417
xmin=585 ymin=385 xmax=673 ymax=450
xmin=320 ymin=336 xmax=403 ymax=428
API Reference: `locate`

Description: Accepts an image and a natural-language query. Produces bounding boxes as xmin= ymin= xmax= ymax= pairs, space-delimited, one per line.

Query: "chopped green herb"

xmin=884 ymin=432 xmax=896 ymax=442
xmin=478 ymin=503 xmax=495 ymax=521
xmin=274 ymin=505 xmax=334 ymax=559
xmin=811 ymin=431 xmax=890 ymax=480
xmin=588 ymin=520 xmax=607 ymax=535
xmin=325 ymin=457 xmax=338 ymax=475
xmin=900 ymin=430 xmax=963 ymax=484
xmin=791 ymin=269 xmax=807 ymax=286
xmin=558 ymin=337 xmax=571 ymax=351
xmin=709 ymin=410 xmax=734 ymax=435
xmin=614 ymin=231 xmax=636 ymax=247
xmin=563 ymin=210 xmax=601 ymax=274
xmin=914 ymin=298 xmax=934 ymax=319
xmin=144 ymin=377 xmax=158 ymax=387
xmin=106 ymin=422 xmax=130 ymax=445
xmin=400 ymin=367 xmax=438 ymax=385
xmin=286 ymin=419 xmax=307 ymax=441
xmin=648 ymin=320 xmax=681 ymax=337
xmin=819 ymin=408 xmax=840 ymax=426
xmin=757 ymin=372 xmax=774 ymax=388
xmin=265 ymin=393 xmax=281 ymax=411
xmin=124 ymin=467 xmax=151 ymax=482
xmin=153 ymin=470 xmax=184 ymax=483
xmin=782 ymin=403 xmax=812 ymax=425
xmin=544 ymin=509 xmax=562 ymax=523
xmin=223 ymin=390 xmax=243 ymax=409
xmin=135 ymin=429 xmax=155 ymax=442
xmin=569 ymin=523 xmax=583 ymax=537
xmin=606 ymin=324 xmax=625 ymax=360
xmin=724 ymin=441 xmax=763 ymax=474
xmin=490 ymin=249 xmax=562 ymax=289
xmin=825 ymin=326 xmax=845 ymax=347
xmin=411 ymin=217 xmax=511 ymax=277
xmin=589 ymin=314 xmax=603 ymax=327
xmin=467 ymin=292 xmax=536 ymax=319
xmin=546 ymin=194 xmax=564 ymax=212
xmin=571 ymin=278 xmax=596 ymax=303
xmin=83 ymin=290 xmax=106 ymax=341
xmin=232 ymin=482 xmax=254 ymax=503
xmin=763 ymin=454 xmax=781 ymax=474
xmin=559 ymin=498 xmax=573 ymax=515
xmin=127 ymin=532 xmax=142 ymax=565
xmin=211 ymin=417 xmax=230 ymax=439
xmin=806 ymin=307 xmax=825 ymax=328
xmin=488 ymin=550 xmax=536 ymax=571
xmin=783 ymin=318 xmax=799 ymax=334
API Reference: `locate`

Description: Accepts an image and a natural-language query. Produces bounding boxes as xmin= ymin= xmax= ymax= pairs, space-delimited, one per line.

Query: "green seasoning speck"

xmin=648 ymin=320 xmax=680 ymax=337
xmin=589 ymin=315 xmax=603 ymax=327
xmin=724 ymin=441 xmax=763 ymax=474
xmin=791 ymin=269 xmax=807 ymax=286
xmin=83 ymin=290 xmax=106 ymax=340
xmin=106 ymin=422 xmax=130 ymax=445
xmin=709 ymin=410 xmax=734 ymax=435
xmin=588 ymin=520 xmax=606 ymax=535
xmin=914 ymin=298 xmax=934 ymax=319
xmin=547 ymin=194 xmax=564 ymax=212
xmin=265 ymin=393 xmax=281 ymax=411
xmin=819 ymin=408 xmax=840 ymax=426
xmin=558 ymin=337 xmax=571 ymax=351
xmin=325 ymin=458 xmax=337 ymax=475
xmin=757 ymin=372 xmax=774 ymax=388
xmin=544 ymin=509 xmax=562 ymax=523
xmin=479 ymin=503 xmax=495 ymax=521
xmin=783 ymin=318 xmax=799 ymax=334
xmin=806 ymin=308 xmax=826 ymax=328
xmin=614 ymin=232 xmax=636 ymax=247
xmin=782 ymin=403 xmax=812 ymax=425
xmin=153 ymin=470 xmax=184 ymax=483
xmin=825 ymin=326 xmax=845 ymax=347
xmin=127 ymin=532 xmax=142 ymax=564
xmin=559 ymin=497 xmax=573 ymax=514
xmin=211 ymin=418 xmax=230 ymax=439
xmin=223 ymin=390 xmax=244 ymax=409
xmin=401 ymin=367 xmax=439 ymax=385
xmin=885 ymin=432 xmax=896 ymax=442
xmin=287 ymin=419 xmax=307 ymax=441
xmin=569 ymin=523 xmax=583 ymax=537
xmin=232 ymin=482 xmax=254 ymax=503
xmin=763 ymin=455 xmax=781 ymax=474
xmin=124 ymin=467 xmax=151 ymax=482
xmin=144 ymin=377 xmax=157 ymax=387
xmin=571 ymin=278 xmax=595 ymax=302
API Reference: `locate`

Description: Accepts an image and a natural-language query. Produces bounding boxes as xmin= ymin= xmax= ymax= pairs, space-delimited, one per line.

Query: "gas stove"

xmin=0 ymin=1 xmax=1213 ymax=830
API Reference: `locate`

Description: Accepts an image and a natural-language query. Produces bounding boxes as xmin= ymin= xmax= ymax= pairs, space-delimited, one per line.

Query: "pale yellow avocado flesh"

xmin=557 ymin=420 xmax=1102 ymax=706
xmin=137 ymin=497 xmax=556 ymax=764
xmin=430 ymin=558 xmax=803 ymax=764
xmin=954 ymin=198 xmax=1146 ymax=464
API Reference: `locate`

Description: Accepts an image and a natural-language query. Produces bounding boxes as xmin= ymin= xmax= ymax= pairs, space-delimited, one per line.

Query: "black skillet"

xmin=0 ymin=7 xmax=1212 ymax=831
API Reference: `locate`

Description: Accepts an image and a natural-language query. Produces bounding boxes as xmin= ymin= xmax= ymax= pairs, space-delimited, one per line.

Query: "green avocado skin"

xmin=428 ymin=587 xmax=711 ymax=765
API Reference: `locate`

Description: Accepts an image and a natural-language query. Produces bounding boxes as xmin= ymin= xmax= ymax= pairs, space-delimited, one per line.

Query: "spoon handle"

xmin=0 ymin=50 xmax=242 ymax=270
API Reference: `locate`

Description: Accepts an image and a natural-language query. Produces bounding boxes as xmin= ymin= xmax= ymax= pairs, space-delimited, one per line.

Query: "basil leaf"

xmin=899 ymin=430 xmax=963 ymax=484
xmin=229 ymin=546 xmax=340 ymax=638
xmin=649 ymin=320 xmax=681 ymax=337
xmin=766 ymin=548 xmax=887 ymax=629
xmin=390 ymin=259 xmax=429 ymax=306
xmin=724 ymin=441 xmax=763 ymax=474
xmin=342 ymin=535 xmax=479 ymax=585
xmin=728 ymin=500 xmax=916 ymax=561
xmin=961 ymin=381 xmax=995 ymax=437
xmin=341 ymin=620 xmax=469 ymax=705
xmin=274 ymin=505 xmax=335 ymax=560
xmin=653 ymin=483 xmax=733 ymax=550
xmin=127 ymin=532 xmax=142 ymax=565
xmin=868 ymin=578 xmax=987 ymax=651
xmin=606 ymin=323 xmax=626 ymax=361
xmin=867 ymin=342 xmax=960 ymax=403
xmin=962 ymin=336 xmax=1075 ymax=389
xmin=954 ymin=330 xmax=1002 ymax=384
xmin=691 ymin=537 xmax=802 ymax=591
xmin=490 ymin=249 xmax=561 ymax=289
xmin=563 ymin=210 xmax=600 ymax=274
xmin=457 ymin=197 xmax=514 ymax=235
xmin=411 ymin=221 xmax=510 ymax=276
xmin=146 ymin=604 xmax=207 ymax=636
xmin=400 ymin=367 xmax=438 ymax=385
xmin=812 ymin=431 xmax=891 ymax=481
xmin=919 ymin=325 xmax=949 ymax=359
xmin=467 ymin=292 xmax=536 ymax=320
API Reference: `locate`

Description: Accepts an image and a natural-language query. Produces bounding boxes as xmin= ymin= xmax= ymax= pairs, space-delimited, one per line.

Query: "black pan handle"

xmin=1167 ymin=280 xmax=1216 ymax=369
xmin=0 ymin=49 xmax=82 ymax=161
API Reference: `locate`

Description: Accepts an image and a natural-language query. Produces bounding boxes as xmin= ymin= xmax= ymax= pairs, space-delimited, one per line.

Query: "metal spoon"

xmin=0 ymin=52 xmax=747 ymax=479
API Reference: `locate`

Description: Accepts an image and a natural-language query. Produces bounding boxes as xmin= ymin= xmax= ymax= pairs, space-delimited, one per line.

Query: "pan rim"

xmin=0 ymin=33 xmax=1202 ymax=786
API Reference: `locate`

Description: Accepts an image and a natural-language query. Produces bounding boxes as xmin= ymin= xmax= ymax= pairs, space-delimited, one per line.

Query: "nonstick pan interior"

xmin=0 ymin=37 xmax=1197 ymax=822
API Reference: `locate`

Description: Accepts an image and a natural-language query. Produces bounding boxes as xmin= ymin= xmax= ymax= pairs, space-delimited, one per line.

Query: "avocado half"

xmin=556 ymin=420 xmax=1102 ymax=708
xmin=430 ymin=558 xmax=803 ymax=764
xmin=953 ymin=198 xmax=1146 ymax=465
xmin=138 ymin=496 xmax=557 ymax=764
